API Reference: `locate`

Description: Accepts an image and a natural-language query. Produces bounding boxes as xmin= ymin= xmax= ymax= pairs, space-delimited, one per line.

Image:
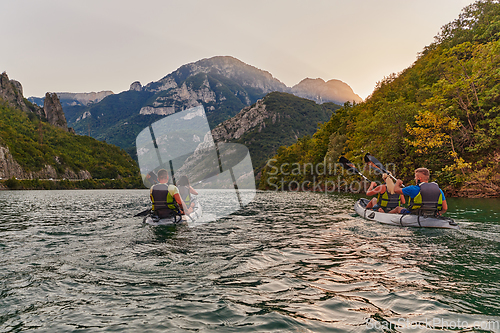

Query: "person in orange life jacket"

xmin=177 ymin=175 xmax=198 ymax=215
xmin=390 ymin=167 xmax=448 ymax=215
xmin=150 ymin=169 xmax=185 ymax=218
xmin=365 ymin=174 xmax=405 ymax=213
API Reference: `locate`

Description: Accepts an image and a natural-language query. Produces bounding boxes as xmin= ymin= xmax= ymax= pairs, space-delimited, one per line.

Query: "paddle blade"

xmin=365 ymin=153 xmax=388 ymax=173
xmin=134 ymin=208 xmax=151 ymax=217
xmin=339 ymin=156 xmax=358 ymax=174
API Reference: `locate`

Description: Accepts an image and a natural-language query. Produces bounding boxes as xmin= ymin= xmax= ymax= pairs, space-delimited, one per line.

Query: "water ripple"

xmin=0 ymin=190 xmax=499 ymax=331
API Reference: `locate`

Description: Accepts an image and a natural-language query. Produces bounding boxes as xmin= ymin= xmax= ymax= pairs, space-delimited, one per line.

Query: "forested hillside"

xmin=260 ymin=0 xmax=500 ymax=197
xmin=0 ymin=101 xmax=141 ymax=189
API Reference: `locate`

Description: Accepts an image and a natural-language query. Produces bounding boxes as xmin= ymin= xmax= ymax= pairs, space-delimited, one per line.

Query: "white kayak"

xmin=143 ymin=200 xmax=203 ymax=226
xmin=354 ymin=198 xmax=459 ymax=229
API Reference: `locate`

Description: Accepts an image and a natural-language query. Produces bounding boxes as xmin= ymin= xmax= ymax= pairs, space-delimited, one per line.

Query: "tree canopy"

xmin=260 ymin=0 xmax=500 ymax=196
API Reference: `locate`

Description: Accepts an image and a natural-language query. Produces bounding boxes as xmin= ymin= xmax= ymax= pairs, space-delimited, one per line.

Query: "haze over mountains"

xmin=27 ymin=56 xmax=360 ymax=160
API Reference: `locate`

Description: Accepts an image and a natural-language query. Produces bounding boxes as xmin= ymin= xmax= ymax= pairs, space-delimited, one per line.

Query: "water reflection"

xmin=0 ymin=190 xmax=499 ymax=331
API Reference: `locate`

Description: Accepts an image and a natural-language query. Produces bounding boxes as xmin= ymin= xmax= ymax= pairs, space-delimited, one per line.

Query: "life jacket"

xmin=150 ymin=184 xmax=180 ymax=218
xmin=408 ymin=182 xmax=443 ymax=212
xmin=376 ymin=191 xmax=401 ymax=210
xmin=178 ymin=185 xmax=191 ymax=207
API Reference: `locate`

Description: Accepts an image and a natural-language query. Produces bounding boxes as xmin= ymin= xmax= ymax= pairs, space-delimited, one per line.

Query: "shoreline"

xmin=2 ymin=179 xmax=499 ymax=199
xmin=0 ymin=177 xmax=144 ymax=190
xmin=258 ymin=184 xmax=500 ymax=199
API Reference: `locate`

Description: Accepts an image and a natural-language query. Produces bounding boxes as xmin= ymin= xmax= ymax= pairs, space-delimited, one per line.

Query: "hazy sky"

xmin=2 ymin=0 xmax=477 ymax=100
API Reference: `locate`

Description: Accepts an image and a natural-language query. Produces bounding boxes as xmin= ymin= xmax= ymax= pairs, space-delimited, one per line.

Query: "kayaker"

xmin=150 ymin=169 xmax=185 ymax=218
xmin=144 ymin=171 xmax=158 ymax=188
xmin=365 ymin=174 xmax=405 ymax=213
xmin=391 ymin=167 xmax=448 ymax=215
xmin=177 ymin=175 xmax=198 ymax=215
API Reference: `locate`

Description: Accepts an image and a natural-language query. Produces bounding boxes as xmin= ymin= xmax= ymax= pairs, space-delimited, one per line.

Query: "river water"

xmin=0 ymin=190 xmax=499 ymax=332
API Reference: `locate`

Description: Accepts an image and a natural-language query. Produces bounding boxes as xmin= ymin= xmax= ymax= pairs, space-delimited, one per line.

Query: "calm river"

xmin=1 ymin=190 xmax=499 ymax=332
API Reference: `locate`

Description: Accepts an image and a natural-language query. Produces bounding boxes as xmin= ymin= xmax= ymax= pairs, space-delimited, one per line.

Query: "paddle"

xmin=339 ymin=156 xmax=372 ymax=182
xmin=364 ymin=154 xmax=397 ymax=181
xmin=364 ymin=153 xmax=396 ymax=194
xmin=134 ymin=208 xmax=151 ymax=217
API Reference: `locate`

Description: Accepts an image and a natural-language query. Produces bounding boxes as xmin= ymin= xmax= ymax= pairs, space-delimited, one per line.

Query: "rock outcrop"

xmin=44 ymin=92 xmax=68 ymax=131
xmin=1 ymin=72 xmax=32 ymax=114
xmin=129 ymin=81 xmax=142 ymax=91
xmin=1 ymin=72 xmax=70 ymax=129
xmin=211 ymin=99 xmax=273 ymax=142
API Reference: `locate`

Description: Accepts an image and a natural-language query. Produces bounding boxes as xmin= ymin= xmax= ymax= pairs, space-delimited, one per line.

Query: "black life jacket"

xmin=376 ymin=191 xmax=401 ymax=210
xmin=409 ymin=182 xmax=443 ymax=212
xmin=150 ymin=184 xmax=180 ymax=218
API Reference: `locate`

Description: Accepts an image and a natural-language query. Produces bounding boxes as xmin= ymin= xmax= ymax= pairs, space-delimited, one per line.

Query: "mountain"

xmin=211 ymin=92 xmax=341 ymax=178
xmin=0 ymin=73 xmax=140 ymax=188
xmin=28 ymin=91 xmax=114 ymax=133
xmin=259 ymin=0 xmax=500 ymax=197
xmin=51 ymin=56 xmax=357 ymax=158
xmin=28 ymin=91 xmax=114 ymax=108
xmin=291 ymin=78 xmax=362 ymax=105
xmin=1 ymin=72 xmax=69 ymax=132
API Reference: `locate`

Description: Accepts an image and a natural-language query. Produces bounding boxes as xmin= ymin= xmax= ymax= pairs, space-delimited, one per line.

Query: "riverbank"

xmin=0 ymin=177 xmax=144 ymax=190
xmin=444 ymin=181 xmax=500 ymax=199
xmin=259 ymin=180 xmax=500 ymax=199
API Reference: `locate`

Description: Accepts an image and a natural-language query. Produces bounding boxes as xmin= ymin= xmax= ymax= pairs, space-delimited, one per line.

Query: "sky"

xmin=1 ymin=0 xmax=478 ymax=100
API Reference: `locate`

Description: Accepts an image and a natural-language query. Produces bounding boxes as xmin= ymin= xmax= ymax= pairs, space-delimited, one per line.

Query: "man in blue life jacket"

xmin=391 ymin=167 xmax=448 ymax=215
xmin=150 ymin=169 xmax=185 ymax=218
xmin=365 ymin=174 xmax=405 ymax=213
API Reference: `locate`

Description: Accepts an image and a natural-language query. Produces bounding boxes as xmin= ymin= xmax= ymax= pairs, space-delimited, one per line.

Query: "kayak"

xmin=143 ymin=214 xmax=185 ymax=226
xmin=354 ymin=198 xmax=459 ymax=229
xmin=143 ymin=199 xmax=203 ymax=226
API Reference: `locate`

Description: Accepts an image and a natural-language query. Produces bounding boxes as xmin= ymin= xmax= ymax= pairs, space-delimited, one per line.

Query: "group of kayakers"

xmin=146 ymin=164 xmax=447 ymax=219
xmin=148 ymin=169 xmax=198 ymax=219
xmin=365 ymin=167 xmax=447 ymax=216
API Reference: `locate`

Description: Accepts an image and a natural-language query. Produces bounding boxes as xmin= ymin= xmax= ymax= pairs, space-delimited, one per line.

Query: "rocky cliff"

xmin=0 ymin=72 xmax=43 ymax=117
xmin=211 ymin=99 xmax=272 ymax=142
xmin=1 ymin=72 xmax=70 ymax=131
xmin=44 ymin=92 xmax=68 ymax=131
xmin=0 ymin=73 xmax=88 ymax=180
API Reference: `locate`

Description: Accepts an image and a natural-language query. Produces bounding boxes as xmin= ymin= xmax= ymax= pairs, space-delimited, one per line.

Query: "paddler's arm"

xmin=189 ymin=186 xmax=198 ymax=195
xmin=366 ymin=182 xmax=384 ymax=196
xmin=439 ymin=190 xmax=447 ymax=215
xmin=173 ymin=193 xmax=185 ymax=215
xmin=394 ymin=179 xmax=404 ymax=195
xmin=440 ymin=200 xmax=448 ymax=215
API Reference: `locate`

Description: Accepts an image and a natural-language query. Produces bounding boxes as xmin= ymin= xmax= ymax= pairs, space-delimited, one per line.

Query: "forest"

xmin=260 ymin=0 xmax=500 ymax=197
